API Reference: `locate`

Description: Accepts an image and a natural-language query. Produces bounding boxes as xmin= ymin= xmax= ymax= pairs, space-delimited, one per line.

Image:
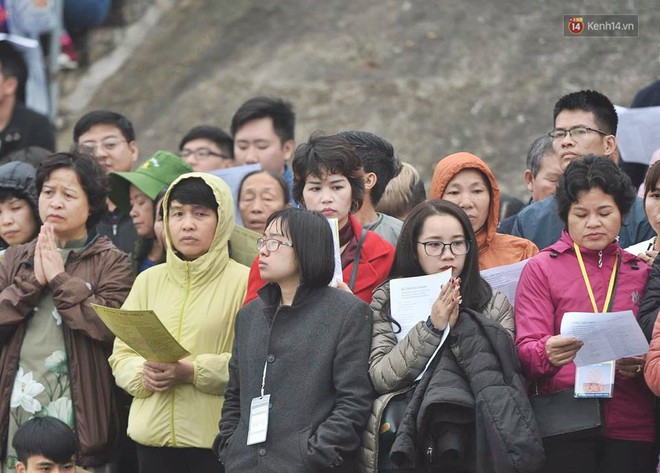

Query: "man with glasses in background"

xmin=72 ymin=110 xmax=139 ymax=255
xmin=511 ymin=89 xmax=653 ymax=249
xmin=178 ymin=125 xmax=234 ymax=171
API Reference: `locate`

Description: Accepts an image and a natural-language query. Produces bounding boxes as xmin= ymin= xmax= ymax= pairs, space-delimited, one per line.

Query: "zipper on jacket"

xmin=598 ymin=251 xmax=603 ymax=268
xmin=170 ymin=263 xmax=192 ymax=447
xmin=426 ymin=446 xmax=434 ymax=463
xmin=112 ymin=224 xmax=117 ymax=236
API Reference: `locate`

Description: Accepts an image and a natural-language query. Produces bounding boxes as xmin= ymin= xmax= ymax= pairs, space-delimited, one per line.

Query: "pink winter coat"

xmin=515 ymin=231 xmax=654 ymax=442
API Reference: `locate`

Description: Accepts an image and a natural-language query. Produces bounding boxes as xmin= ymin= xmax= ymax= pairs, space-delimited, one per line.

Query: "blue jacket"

xmin=510 ymin=195 xmax=653 ymax=250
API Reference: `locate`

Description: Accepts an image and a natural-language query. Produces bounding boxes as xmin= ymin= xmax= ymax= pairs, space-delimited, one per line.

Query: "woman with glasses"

xmin=243 ymin=132 xmax=395 ymax=304
xmin=216 ymin=208 xmax=373 ymax=472
xmin=110 ymin=173 xmax=249 ymax=473
xmin=516 ymin=156 xmax=655 ymax=472
xmin=361 ymin=199 xmax=518 ymax=473
xmin=430 ymin=152 xmax=538 ymax=270
xmin=0 ymin=150 xmax=135 ymax=472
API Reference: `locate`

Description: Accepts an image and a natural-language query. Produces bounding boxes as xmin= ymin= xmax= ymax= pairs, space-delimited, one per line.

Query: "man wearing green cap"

xmin=109 ymin=151 xmax=192 ymax=272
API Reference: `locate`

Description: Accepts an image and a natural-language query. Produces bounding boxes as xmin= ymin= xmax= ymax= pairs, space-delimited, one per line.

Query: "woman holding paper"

xmin=362 ymin=199 xmax=522 ymax=473
xmin=216 ymin=208 xmax=373 ymax=472
xmin=242 ymin=132 xmax=395 ymax=304
xmin=0 ymin=150 xmax=134 ymax=472
xmin=515 ymin=156 xmax=655 ymax=473
xmin=109 ymin=174 xmax=249 ymax=473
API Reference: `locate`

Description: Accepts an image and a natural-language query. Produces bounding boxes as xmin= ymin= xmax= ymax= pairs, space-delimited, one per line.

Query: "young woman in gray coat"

xmin=216 ymin=208 xmax=374 ymax=473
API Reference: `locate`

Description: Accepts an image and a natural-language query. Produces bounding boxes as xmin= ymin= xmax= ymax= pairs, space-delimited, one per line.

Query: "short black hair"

xmin=526 ymin=135 xmax=555 ymax=177
xmin=338 ymin=130 xmax=401 ymax=206
xmin=178 ymin=125 xmax=234 ymax=159
xmin=390 ymin=199 xmax=492 ymax=313
xmin=13 ymin=416 xmax=78 ymax=465
xmin=292 ymin=132 xmax=365 ymax=213
xmin=168 ymin=177 xmax=218 ymax=216
xmin=73 ymin=110 xmax=136 ymax=143
xmin=36 ymin=150 xmax=109 ymax=229
xmin=556 ymin=155 xmax=635 ymax=226
xmin=238 ymin=170 xmax=290 ymax=205
xmin=553 ymin=90 xmax=618 ymax=135
xmin=0 ymin=41 xmax=27 ymax=103
xmin=265 ymin=208 xmax=334 ymax=288
xmin=231 ymin=97 xmax=295 ymax=144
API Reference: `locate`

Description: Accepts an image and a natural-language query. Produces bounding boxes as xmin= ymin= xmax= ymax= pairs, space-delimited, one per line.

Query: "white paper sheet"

xmin=560 ymin=311 xmax=649 ymax=367
xmin=326 ymin=218 xmax=343 ymax=286
xmin=624 ymin=239 xmax=653 ymax=257
xmin=480 ymin=259 xmax=529 ymax=308
xmin=390 ymin=271 xmax=452 ymax=342
xmin=614 ymin=105 xmax=660 ymax=165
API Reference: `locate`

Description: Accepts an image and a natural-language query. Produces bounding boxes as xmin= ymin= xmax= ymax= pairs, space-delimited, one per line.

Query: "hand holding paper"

xmin=560 ymin=311 xmax=649 ymax=367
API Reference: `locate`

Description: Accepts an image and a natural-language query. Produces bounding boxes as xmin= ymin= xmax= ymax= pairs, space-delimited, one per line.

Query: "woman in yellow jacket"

xmin=109 ymin=173 xmax=249 ymax=473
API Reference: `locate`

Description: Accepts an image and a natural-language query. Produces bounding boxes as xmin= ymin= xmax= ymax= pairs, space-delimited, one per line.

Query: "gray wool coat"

xmin=216 ymin=283 xmax=374 ymax=473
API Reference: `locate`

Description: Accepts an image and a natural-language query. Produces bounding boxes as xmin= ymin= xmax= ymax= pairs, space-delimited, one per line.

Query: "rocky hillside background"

xmin=58 ymin=0 xmax=660 ymax=199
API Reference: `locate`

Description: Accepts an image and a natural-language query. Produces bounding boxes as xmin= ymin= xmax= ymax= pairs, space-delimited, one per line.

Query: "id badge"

xmin=574 ymin=361 xmax=615 ymax=398
xmin=247 ymin=395 xmax=270 ymax=445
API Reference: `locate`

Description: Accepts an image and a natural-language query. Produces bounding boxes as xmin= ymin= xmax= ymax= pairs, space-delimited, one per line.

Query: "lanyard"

xmin=574 ymin=243 xmax=618 ymax=313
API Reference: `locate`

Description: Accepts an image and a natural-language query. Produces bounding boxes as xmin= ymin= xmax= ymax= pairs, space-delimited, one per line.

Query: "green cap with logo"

xmin=109 ymin=151 xmax=192 ymax=213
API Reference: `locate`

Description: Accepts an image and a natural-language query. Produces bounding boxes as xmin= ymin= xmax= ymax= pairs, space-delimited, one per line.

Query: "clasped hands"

xmin=428 ymin=277 xmax=462 ymax=332
xmin=34 ymin=223 xmax=65 ymax=286
xmin=142 ymin=361 xmax=194 ymax=393
xmin=545 ymin=335 xmax=645 ymax=378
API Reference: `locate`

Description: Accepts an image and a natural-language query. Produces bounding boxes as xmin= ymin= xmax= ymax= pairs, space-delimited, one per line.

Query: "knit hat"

xmin=109 ymin=151 xmax=192 ymax=213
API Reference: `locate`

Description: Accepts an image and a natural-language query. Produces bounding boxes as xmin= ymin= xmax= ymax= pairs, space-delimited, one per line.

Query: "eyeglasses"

xmin=418 ymin=240 xmax=470 ymax=257
xmin=179 ymin=148 xmax=230 ymax=162
xmin=547 ymin=126 xmax=608 ymax=141
xmin=256 ymin=238 xmax=293 ymax=252
xmin=79 ymin=138 xmax=127 ymax=154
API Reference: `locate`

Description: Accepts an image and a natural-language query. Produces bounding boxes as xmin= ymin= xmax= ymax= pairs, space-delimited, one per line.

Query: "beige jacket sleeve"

xmin=482 ymin=290 xmax=515 ymax=339
xmin=368 ymin=283 xmax=442 ymax=395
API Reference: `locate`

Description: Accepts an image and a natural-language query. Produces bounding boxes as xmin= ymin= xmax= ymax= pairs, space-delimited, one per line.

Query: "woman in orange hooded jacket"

xmin=430 ymin=152 xmax=538 ymax=270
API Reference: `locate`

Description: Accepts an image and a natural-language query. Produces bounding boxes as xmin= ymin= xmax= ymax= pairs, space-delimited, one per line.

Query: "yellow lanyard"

xmin=574 ymin=243 xmax=618 ymax=313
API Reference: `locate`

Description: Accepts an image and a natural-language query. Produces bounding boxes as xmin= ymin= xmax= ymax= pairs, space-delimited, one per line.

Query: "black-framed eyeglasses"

xmin=179 ymin=148 xmax=229 ymax=161
xmin=256 ymin=238 xmax=293 ymax=252
xmin=547 ymin=126 xmax=608 ymax=141
xmin=418 ymin=240 xmax=470 ymax=257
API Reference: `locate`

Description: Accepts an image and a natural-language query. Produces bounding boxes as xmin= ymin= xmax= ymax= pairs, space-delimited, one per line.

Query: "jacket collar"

xmin=551 ymin=230 xmax=621 ymax=258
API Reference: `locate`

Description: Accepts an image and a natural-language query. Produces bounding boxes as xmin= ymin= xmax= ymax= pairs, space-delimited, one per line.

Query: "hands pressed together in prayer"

xmin=429 ymin=277 xmax=461 ymax=332
xmin=142 ymin=361 xmax=194 ymax=393
xmin=34 ymin=223 xmax=65 ymax=286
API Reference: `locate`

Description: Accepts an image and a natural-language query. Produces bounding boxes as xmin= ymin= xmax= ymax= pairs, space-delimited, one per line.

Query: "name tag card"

xmin=247 ymin=395 xmax=270 ymax=445
xmin=574 ymin=361 xmax=615 ymax=398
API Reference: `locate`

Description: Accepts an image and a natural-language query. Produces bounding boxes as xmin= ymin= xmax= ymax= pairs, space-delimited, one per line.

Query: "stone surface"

xmin=57 ymin=0 xmax=660 ymax=199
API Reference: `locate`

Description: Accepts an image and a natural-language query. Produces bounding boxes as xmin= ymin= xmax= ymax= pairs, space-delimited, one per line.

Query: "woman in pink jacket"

xmin=515 ymin=156 xmax=655 ymax=473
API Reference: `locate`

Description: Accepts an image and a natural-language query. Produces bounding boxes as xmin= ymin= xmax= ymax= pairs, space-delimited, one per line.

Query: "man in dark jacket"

xmin=73 ymin=110 xmax=139 ymax=255
xmin=0 ymin=41 xmax=55 ymax=160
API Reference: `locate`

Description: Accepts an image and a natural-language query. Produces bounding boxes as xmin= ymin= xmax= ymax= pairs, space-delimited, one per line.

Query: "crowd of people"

xmin=0 ymin=83 xmax=659 ymax=473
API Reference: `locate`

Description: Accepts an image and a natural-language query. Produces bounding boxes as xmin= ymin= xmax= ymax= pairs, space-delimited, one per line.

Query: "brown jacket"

xmin=0 ymin=235 xmax=134 ymax=468
xmin=429 ymin=152 xmax=538 ymax=270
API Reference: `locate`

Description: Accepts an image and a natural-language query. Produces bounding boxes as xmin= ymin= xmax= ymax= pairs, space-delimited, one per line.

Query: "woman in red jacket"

xmin=243 ymin=132 xmax=394 ymax=304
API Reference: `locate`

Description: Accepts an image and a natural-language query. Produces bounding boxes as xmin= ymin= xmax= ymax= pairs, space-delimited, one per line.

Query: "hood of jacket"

xmin=163 ymin=172 xmax=235 ymax=284
xmin=0 ymin=160 xmax=39 ymax=219
xmin=429 ymin=152 xmax=500 ymax=250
